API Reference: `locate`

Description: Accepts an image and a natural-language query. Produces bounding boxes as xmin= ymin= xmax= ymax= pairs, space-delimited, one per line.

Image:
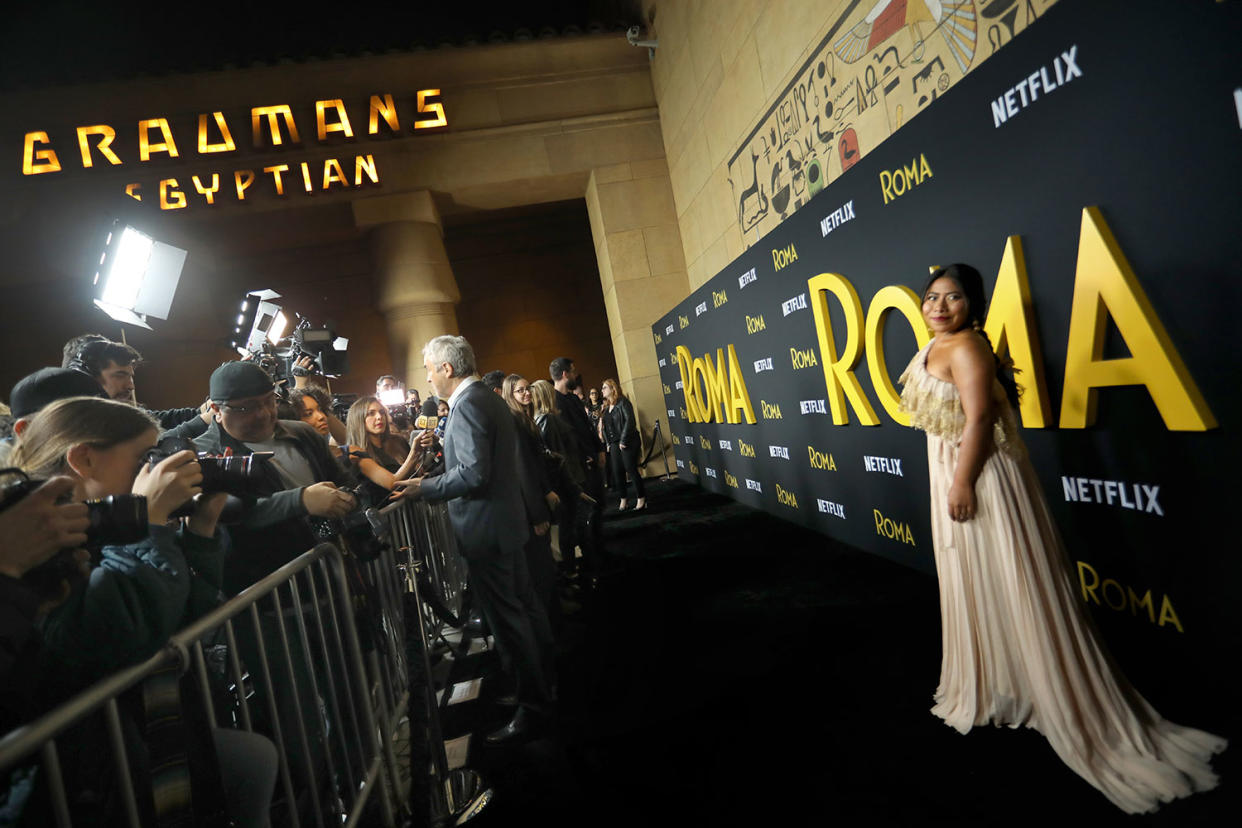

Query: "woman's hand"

xmin=415 ymin=429 xmax=435 ymax=449
xmin=544 ymin=491 xmax=560 ymax=512
xmin=533 ymin=521 xmax=549 ymax=537
xmin=947 ymin=481 xmax=977 ymax=522
xmin=186 ymin=492 xmax=230 ymax=538
xmin=134 ymin=450 xmax=203 ymax=525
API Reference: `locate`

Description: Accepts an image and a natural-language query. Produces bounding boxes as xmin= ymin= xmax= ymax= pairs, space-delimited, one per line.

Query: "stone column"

xmin=353 ymin=192 xmax=461 ymax=388
xmin=585 ymin=160 xmax=689 ymax=476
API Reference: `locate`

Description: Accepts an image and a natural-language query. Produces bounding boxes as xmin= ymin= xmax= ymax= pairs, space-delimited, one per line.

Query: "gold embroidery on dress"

xmin=898 ymin=341 xmax=1023 ymax=458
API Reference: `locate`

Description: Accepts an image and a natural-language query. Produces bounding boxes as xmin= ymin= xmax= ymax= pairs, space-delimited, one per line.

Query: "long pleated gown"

xmin=898 ymin=339 xmax=1225 ymax=814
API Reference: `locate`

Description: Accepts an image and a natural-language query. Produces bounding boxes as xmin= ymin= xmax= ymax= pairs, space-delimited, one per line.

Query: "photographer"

xmin=0 ymin=366 xmax=107 ymax=465
xmin=193 ymin=362 xmax=356 ymax=594
xmin=0 ymin=476 xmax=88 ymax=731
xmin=7 ymin=397 xmax=278 ymax=828
xmin=10 ymin=398 xmax=221 ymax=697
xmin=61 ymin=334 xmax=212 ymax=439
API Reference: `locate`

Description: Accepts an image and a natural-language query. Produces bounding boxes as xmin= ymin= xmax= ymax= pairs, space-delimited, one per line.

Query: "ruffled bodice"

xmin=898 ymin=339 xmax=1022 ymax=459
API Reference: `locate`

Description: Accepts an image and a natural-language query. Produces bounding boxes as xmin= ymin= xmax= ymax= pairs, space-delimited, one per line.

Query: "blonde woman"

xmin=11 ymin=396 xmax=277 ymax=827
xmin=600 ymin=378 xmax=645 ymax=511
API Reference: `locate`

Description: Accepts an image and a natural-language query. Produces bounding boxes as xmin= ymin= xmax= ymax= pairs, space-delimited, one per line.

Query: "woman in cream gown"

xmin=898 ymin=264 xmax=1225 ymax=814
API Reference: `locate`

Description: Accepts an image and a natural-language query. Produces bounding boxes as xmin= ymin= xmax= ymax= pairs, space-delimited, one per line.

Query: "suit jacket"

xmin=420 ymin=381 xmax=530 ymax=559
xmin=557 ymin=388 xmax=603 ymax=464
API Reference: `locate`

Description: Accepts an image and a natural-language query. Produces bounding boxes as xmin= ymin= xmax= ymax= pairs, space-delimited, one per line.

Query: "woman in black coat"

xmin=600 ymin=379 xmax=646 ymax=511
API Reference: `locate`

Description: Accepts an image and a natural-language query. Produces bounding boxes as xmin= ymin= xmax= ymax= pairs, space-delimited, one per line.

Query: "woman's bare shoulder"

xmin=946 ymin=330 xmax=995 ymax=371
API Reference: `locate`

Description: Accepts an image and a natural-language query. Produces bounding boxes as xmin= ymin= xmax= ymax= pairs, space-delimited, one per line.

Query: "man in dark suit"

xmin=396 ymin=335 xmax=555 ymax=744
xmin=550 ymin=356 xmax=606 ymax=575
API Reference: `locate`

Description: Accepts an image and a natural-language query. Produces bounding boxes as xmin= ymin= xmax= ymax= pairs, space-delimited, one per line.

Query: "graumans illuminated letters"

xmin=21 ymin=90 xmax=448 ymax=210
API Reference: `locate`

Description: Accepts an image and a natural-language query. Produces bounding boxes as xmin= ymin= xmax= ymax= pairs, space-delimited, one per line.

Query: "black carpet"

xmin=430 ymin=478 xmax=1236 ymax=826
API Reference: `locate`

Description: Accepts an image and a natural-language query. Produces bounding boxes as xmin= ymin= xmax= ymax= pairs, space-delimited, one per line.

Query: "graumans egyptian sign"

xmin=19 ymin=90 xmax=447 ymax=209
xmin=653 ymin=1 xmax=1240 ymax=649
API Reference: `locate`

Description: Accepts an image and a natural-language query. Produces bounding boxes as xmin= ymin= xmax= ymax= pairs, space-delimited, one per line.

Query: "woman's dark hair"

xmin=290 ymin=386 xmax=331 ymax=417
xmin=922 ymin=264 xmax=1021 ymax=407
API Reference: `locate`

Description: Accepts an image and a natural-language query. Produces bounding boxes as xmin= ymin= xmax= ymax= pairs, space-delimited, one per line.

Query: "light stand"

xmin=640 ymin=419 xmax=673 ymax=480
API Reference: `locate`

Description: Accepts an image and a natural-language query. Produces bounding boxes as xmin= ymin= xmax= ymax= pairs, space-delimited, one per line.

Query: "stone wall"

xmin=644 ymin=0 xmax=1059 ymax=290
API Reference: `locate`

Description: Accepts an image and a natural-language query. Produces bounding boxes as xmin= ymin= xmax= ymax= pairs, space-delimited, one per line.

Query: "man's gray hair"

xmin=423 ymin=335 xmax=477 ymax=378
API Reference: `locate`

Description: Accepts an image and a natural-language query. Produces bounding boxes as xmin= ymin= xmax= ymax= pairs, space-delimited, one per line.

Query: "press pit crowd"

xmin=0 ymin=331 xmax=649 ymax=826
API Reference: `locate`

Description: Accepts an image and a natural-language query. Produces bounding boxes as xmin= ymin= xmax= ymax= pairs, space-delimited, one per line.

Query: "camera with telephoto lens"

xmin=0 ymin=468 xmax=149 ymax=597
xmin=147 ymin=437 xmax=273 ymax=504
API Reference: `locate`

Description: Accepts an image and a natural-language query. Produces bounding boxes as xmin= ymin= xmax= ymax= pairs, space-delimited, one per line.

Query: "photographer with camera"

xmin=0 ymin=366 xmax=107 ymax=465
xmin=9 ymin=398 xmax=222 ymax=694
xmin=6 ymin=396 xmax=278 ymax=828
xmin=193 ymin=361 xmax=356 ymax=594
xmin=61 ymin=334 xmax=213 ymax=441
xmin=0 ymin=475 xmax=88 ymax=732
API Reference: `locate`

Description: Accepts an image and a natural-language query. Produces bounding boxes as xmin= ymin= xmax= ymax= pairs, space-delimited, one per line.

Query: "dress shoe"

xmin=463 ymin=612 xmax=488 ymax=637
xmin=484 ymin=708 xmax=547 ymax=745
xmin=632 ymin=499 xmax=647 ymax=511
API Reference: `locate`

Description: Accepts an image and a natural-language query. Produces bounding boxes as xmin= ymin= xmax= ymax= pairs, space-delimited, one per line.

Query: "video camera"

xmin=0 ymin=468 xmax=149 ymax=597
xmin=246 ymin=315 xmax=351 ymax=387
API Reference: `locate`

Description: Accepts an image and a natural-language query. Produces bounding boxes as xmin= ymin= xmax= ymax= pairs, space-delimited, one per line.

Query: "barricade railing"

xmin=369 ymin=497 xmax=490 ymax=825
xmin=0 ymin=542 xmax=396 ymax=828
xmin=0 ymin=497 xmax=476 ymax=828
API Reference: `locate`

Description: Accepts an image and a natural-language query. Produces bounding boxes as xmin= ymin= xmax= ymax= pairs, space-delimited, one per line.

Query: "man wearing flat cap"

xmin=194 ymin=361 xmax=356 ymax=593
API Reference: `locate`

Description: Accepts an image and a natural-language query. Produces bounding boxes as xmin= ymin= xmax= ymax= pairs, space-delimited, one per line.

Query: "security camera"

xmin=626 ymin=25 xmax=658 ymax=50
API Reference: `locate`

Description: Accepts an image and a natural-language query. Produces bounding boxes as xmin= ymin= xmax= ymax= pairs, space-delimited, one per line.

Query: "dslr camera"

xmin=145 ymin=437 xmax=273 ymax=516
xmin=0 ymin=468 xmax=149 ymax=597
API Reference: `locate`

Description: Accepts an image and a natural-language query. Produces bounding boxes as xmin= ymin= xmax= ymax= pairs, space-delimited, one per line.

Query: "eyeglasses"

xmin=515 ymin=386 xmax=531 ymax=395
xmin=220 ymin=393 xmax=276 ymax=414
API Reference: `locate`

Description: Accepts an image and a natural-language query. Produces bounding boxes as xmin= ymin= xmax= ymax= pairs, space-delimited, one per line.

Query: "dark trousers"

xmin=608 ymin=442 xmax=645 ymax=500
xmin=524 ymin=530 xmax=559 ymax=628
xmin=467 ymin=544 xmax=555 ymax=711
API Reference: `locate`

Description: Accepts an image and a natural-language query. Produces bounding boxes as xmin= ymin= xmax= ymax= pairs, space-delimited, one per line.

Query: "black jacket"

xmin=602 ymin=397 xmax=639 ymax=448
xmin=556 ymin=389 xmax=602 ymax=464
xmin=193 ymin=419 xmax=352 ymax=593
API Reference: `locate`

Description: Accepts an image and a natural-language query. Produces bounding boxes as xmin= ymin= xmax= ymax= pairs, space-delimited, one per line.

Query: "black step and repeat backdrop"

xmin=653 ymin=1 xmax=1240 ymax=654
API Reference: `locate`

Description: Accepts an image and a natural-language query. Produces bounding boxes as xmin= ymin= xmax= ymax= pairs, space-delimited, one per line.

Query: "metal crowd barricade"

xmin=365 ymin=498 xmax=489 ymax=825
xmin=0 ymin=543 xmax=397 ymax=828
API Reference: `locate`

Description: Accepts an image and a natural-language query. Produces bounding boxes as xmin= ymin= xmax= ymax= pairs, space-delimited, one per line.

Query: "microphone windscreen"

xmin=420 ymin=398 xmax=439 ymax=416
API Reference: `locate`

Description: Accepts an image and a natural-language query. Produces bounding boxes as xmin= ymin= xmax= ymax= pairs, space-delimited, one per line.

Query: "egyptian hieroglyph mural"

xmin=728 ymin=0 xmax=1059 ymax=247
